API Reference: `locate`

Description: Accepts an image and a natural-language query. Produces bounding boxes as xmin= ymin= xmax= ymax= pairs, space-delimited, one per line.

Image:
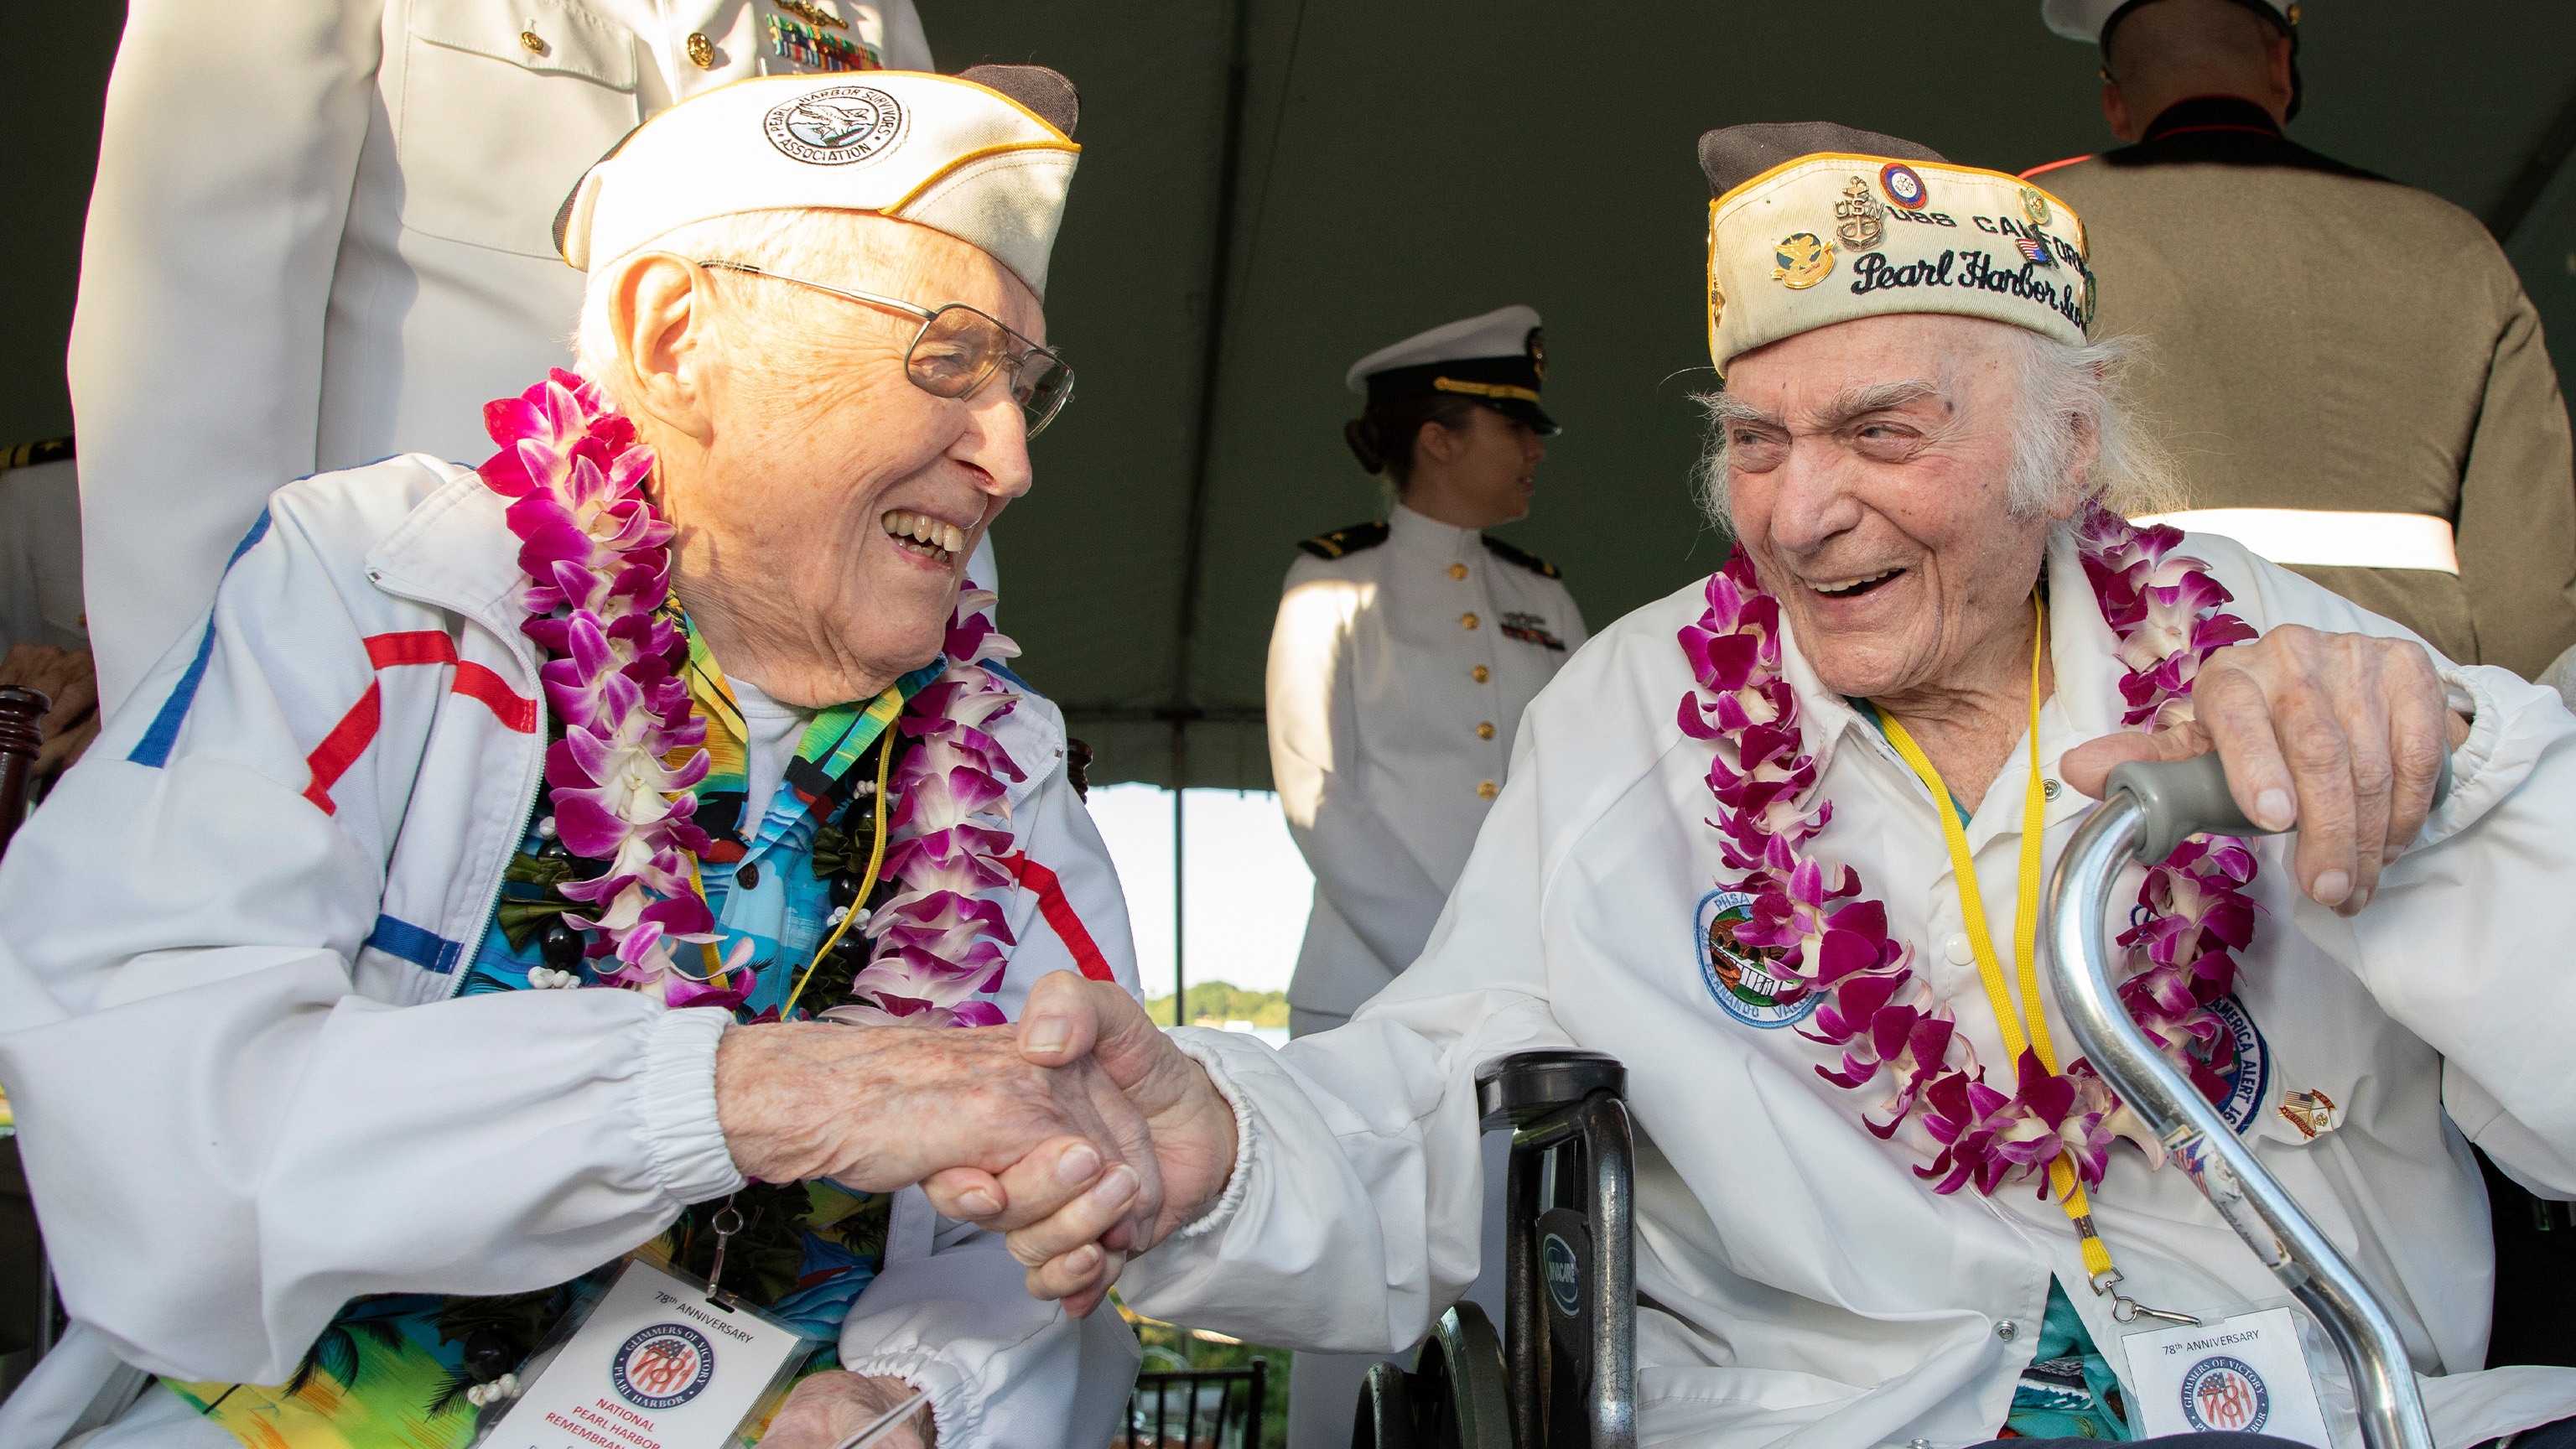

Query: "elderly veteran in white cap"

xmin=928 ymin=122 xmax=2576 ymax=1448
xmin=0 ymin=68 xmax=1159 ymax=1449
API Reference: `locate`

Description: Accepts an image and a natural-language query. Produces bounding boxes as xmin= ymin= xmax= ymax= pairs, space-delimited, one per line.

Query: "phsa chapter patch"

xmin=1697 ymin=889 xmax=1817 ymax=1028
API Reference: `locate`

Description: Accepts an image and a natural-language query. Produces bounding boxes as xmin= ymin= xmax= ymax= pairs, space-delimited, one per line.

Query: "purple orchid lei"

xmin=1677 ymin=502 xmax=2261 ymax=1197
xmin=823 ymin=589 xmax=1029 ymax=1031
xmin=479 ymin=369 xmax=1025 ymax=1024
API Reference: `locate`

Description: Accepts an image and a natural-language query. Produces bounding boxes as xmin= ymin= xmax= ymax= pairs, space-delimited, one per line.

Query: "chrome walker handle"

xmin=2047 ymin=750 xmax=2447 ymax=1449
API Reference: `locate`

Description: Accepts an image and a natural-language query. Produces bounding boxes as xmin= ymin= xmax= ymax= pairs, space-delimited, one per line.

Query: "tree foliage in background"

xmin=1141 ymin=980 xmax=1288 ymax=1028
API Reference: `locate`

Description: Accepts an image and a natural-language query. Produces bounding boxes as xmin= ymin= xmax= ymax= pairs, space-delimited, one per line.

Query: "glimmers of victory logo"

xmin=611 ymin=1323 xmax=717 ymax=1410
xmin=2179 ymin=1355 xmax=2270 ymax=1434
xmin=764 ymin=86 xmax=906 ymax=164
xmin=1696 ymin=890 xmax=1816 ymax=1027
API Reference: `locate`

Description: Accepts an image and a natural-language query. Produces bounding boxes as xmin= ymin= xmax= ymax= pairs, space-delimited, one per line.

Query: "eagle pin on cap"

xmin=556 ymin=66 xmax=1082 ymax=298
xmin=1700 ymin=121 xmax=2093 ymax=377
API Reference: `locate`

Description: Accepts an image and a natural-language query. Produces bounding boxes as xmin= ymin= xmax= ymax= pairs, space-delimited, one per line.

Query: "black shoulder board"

xmin=1 ymin=436 xmax=73 ymax=471
xmin=1298 ymin=521 xmax=1389 ymax=560
xmin=1482 ymin=535 xmax=1561 ymax=579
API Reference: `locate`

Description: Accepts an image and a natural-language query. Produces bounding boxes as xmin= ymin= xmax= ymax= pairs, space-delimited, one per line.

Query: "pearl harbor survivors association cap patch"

xmin=1701 ymin=122 xmax=2093 ymax=377
xmin=555 ymin=67 xmax=1082 ymax=298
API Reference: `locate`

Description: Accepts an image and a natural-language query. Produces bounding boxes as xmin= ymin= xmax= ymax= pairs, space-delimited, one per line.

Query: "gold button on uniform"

xmin=1477 ymin=722 xmax=1496 ymax=740
xmin=686 ymin=31 xmax=717 ymax=67
xmin=1461 ymin=612 xmax=1479 ymax=631
xmin=520 ymin=29 xmax=546 ymax=52
xmin=1477 ymin=780 xmax=1498 ymax=801
xmin=1471 ymin=666 xmax=1489 ymax=683
xmin=1448 ymin=563 xmax=1468 ymax=580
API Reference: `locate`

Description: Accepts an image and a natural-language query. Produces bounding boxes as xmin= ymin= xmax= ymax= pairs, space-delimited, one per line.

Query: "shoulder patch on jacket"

xmin=1482 ymin=536 xmax=1561 ymax=579
xmin=1298 ymin=521 xmax=1389 ymax=560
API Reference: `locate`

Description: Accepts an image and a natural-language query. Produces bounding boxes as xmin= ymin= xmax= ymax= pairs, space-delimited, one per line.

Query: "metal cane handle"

xmin=2050 ymin=771 xmax=2443 ymax=1449
xmin=2107 ymin=748 xmax=2454 ymax=864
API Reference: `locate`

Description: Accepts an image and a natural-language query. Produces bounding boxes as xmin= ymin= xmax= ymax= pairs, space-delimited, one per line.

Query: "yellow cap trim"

xmin=1433 ymin=377 xmax=1541 ymax=403
xmin=1711 ymin=150 xmax=2076 ymax=226
xmin=886 ymin=138 xmax=1083 ymax=212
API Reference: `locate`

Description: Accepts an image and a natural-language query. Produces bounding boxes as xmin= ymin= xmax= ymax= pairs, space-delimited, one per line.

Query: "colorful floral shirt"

xmin=2002 ymin=1280 xmax=2134 ymax=1441
xmin=169 ymin=635 xmax=945 ymax=1448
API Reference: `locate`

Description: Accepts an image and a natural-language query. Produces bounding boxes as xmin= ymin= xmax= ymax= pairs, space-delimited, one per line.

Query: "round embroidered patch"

xmin=2179 ymin=1355 xmax=2270 ymax=1434
xmin=1696 ymin=889 xmax=1818 ymax=1028
xmin=2207 ymin=994 xmax=2272 ymax=1134
xmin=763 ymin=86 xmax=906 ymax=165
xmin=611 ymin=1322 xmax=717 ymax=1410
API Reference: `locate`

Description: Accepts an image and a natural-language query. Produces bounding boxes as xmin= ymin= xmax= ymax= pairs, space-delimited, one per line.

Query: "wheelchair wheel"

xmin=1412 ymin=1302 xmax=1514 ymax=1449
xmin=1349 ymin=1304 xmax=1513 ymax=1449
xmin=1353 ymin=1360 xmax=1419 ymax=1449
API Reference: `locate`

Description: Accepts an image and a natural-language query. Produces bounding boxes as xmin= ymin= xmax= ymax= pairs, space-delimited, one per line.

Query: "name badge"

xmin=2122 ymin=1306 xmax=2334 ymax=1446
xmin=478 ymin=1259 xmax=818 ymax=1449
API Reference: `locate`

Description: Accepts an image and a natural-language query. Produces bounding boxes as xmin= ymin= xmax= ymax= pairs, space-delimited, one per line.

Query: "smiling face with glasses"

xmin=695 ymin=259 xmax=1076 ymax=439
xmin=600 ymin=216 xmax=1057 ymax=710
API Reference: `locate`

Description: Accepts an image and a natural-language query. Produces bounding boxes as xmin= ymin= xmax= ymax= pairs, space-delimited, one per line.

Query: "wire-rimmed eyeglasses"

xmin=693 ymin=259 xmax=1074 ymax=438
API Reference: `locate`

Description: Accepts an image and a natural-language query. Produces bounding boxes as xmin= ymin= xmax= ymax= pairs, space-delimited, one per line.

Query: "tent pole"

xmin=1171 ymin=719 xmax=1187 ymax=1027
xmin=1165 ymin=0 xmax=1254 ymax=756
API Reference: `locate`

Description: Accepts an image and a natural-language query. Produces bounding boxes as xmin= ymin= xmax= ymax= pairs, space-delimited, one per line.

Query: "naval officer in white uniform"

xmin=1268 ymin=305 xmax=1589 ymax=1035
xmin=1264 ymin=305 xmax=1586 ymax=1448
xmin=69 ymin=0 xmax=934 ymax=715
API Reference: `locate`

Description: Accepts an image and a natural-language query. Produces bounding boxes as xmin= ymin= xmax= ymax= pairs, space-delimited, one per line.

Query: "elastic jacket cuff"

xmin=1161 ymin=1028 xmax=1261 ymax=1240
xmin=638 ymin=1006 xmax=745 ymax=1206
xmin=834 ymin=1350 xmax=973 ymax=1449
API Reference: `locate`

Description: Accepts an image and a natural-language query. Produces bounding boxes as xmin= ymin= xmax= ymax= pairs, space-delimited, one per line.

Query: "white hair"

xmin=1690 ymin=327 xmax=2181 ymax=529
xmin=570 ymin=208 xmax=921 ymax=410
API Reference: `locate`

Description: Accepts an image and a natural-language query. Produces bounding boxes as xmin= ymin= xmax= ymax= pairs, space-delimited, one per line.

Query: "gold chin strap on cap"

xmin=1874 ymin=595 xmax=2199 ymax=1329
xmin=1431 ymin=377 xmax=1542 ymax=404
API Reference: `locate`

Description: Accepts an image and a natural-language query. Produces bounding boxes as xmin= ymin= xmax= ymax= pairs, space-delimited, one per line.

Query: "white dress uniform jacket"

xmin=0 ymin=458 xmax=1140 ymax=1449
xmin=1266 ymin=503 xmax=1587 ymax=1025
xmin=68 ymin=0 xmax=932 ymax=715
xmin=1134 ymin=531 xmax=2576 ymax=1449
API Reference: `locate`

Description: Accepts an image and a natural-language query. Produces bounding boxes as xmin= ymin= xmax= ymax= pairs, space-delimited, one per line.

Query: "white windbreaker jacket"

xmin=0 ymin=456 xmax=1141 ymax=1448
xmin=1125 ymin=531 xmax=2576 ymax=1449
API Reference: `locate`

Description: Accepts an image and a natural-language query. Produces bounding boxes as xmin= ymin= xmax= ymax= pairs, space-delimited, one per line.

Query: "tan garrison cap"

xmin=1701 ymin=122 xmax=2093 ymax=377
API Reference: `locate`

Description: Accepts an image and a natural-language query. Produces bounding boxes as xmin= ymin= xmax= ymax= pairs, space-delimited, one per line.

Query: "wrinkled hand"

xmin=2060 ymin=625 xmax=2468 ymax=916
xmin=760 ymin=1372 xmax=932 ymax=1449
xmin=921 ymin=973 xmax=1240 ymax=1317
xmin=0 ymin=644 xmax=97 ymax=776
xmin=714 ymin=1020 xmax=1161 ymax=1253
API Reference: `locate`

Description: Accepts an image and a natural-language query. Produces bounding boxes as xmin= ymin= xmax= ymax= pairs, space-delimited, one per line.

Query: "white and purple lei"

xmin=478 ymin=369 xmax=1022 ymax=1025
xmin=1678 ymin=505 xmax=2260 ymax=1197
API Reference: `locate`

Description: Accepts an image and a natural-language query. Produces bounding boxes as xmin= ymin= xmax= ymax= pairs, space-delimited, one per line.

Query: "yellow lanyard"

xmin=1872 ymin=596 xmax=2124 ymax=1290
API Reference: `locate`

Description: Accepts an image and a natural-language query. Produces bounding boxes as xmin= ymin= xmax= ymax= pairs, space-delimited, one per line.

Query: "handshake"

xmin=714 ymin=970 xmax=1239 ymax=1316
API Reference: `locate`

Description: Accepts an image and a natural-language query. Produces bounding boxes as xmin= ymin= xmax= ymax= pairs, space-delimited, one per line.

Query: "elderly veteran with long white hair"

xmin=0 ymin=68 xmax=1160 ymax=1449
xmin=934 ymin=122 xmax=2576 ymax=1448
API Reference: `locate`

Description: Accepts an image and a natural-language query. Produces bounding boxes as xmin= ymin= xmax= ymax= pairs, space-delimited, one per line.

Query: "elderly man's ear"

xmin=2049 ymin=403 xmax=2106 ymax=521
xmin=605 ymin=254 xmax=719 ymax=445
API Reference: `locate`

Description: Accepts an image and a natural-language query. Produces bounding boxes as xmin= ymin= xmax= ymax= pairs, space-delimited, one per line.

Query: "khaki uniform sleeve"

xmin=2455 ymin=287 xmax=2576 ymax=678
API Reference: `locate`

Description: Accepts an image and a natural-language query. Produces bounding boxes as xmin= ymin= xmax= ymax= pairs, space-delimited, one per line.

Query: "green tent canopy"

xmin=932 ymin=1 xmax=2576 ymax=788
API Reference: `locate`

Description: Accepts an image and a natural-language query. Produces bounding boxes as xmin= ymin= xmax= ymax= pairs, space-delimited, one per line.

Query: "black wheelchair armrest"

xmin=1477 ymin=1050 xmax=1627 ymax=1130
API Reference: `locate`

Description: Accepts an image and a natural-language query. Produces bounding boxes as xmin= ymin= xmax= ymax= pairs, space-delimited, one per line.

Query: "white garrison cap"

xmin=556 ymin=68 xmax=1082 ymax=298
xmin=2042 ymin=0 xmax=2293 ymax=42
